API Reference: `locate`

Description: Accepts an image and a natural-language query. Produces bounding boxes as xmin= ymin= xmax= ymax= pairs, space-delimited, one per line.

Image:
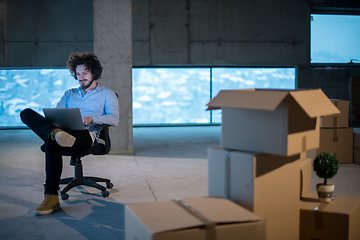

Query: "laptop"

xmin=43 ymin=108 xmax=85 ymax=130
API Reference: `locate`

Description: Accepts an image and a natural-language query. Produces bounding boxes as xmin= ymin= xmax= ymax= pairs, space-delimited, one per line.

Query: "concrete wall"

xmin=132 ymin=0 xmax=310 ymax=66
xmin=310 ymin=0 xmax=360 ymax=9
xmin=1 ymin=0 xmax=359 ymax=68
xmin=1 ymin=0 xmax=311 ymax=67
xmin=298 ymin=67 xmax=360 ymax=100
xmin=2 ymin=0 xmax=93 ymax=67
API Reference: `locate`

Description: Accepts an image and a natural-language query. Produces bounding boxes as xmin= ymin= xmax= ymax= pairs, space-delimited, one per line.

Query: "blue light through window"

xmin=311 ymin=14 xmax=360 ymax=63
xmin=0 ymin=69 xmax=78 ymax=127
xmin=133 ymin=67 xmax=296 ymax=124
xmin=132 ymin=68 xmax=211 ymax=124
xmin=1 ymin=67 xmax=296 ymax=127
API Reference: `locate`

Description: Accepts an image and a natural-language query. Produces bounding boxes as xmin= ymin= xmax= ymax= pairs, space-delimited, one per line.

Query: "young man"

xmin=20 ymin=53 xmax=119 ymax=216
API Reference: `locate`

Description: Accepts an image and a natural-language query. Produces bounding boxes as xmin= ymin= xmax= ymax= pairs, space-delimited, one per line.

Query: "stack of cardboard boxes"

xmin=300 ymin=100 xmax=360 ymax=240
xmin=206 ymin=89 xmax=340 ymax=240
xmin=124 ymin=89 xmax=360 ymax=240
xmin=308 ymin=99 xmax=353 ymax=164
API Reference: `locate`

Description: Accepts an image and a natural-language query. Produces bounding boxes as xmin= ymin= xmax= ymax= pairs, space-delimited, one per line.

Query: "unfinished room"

xmin=1 ymin=0 xmax=360 ymax=239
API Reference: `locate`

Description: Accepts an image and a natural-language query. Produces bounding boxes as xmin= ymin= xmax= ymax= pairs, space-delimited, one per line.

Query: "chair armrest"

xmin=94 ymin=124 xmax=111 ymax=154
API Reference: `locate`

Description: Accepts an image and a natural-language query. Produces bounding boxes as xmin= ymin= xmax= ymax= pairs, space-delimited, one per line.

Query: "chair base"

xmin=59 ymin=157 xmax=113 ymax=200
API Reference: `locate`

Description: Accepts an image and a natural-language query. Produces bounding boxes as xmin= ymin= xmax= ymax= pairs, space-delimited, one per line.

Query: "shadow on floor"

xmin=0 ymin=192 xmax=125 ymax=240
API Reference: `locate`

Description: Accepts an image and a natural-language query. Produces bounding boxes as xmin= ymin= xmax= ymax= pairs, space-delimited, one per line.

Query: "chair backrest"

xmin=94 ymin=124 xmax=111 ymax=155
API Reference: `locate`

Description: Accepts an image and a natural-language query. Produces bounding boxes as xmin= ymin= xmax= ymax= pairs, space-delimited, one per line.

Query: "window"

xmin=133 ymin=67 xmax=296 ymax=124
xmin=0 ymin=69 xmax=78 ymax=127
xmin=132 ymin=68 xmax=211 ymax=124
xmin=1 ymin=67 xmax=296 ymax=127
xmin=311 ymin=14 xmax=360 ymax=64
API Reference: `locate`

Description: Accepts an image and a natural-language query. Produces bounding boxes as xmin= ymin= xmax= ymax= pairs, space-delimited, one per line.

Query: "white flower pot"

xmin=316 ymin=183 xmax=335 ymax=203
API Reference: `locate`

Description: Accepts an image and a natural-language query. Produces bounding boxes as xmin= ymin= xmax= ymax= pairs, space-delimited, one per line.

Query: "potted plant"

xmin=313 ymin=152 xmax=339 ymax=203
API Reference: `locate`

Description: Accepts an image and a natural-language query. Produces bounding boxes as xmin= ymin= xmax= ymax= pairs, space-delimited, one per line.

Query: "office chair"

xmin=58 ymin=124 xmax=114 ymax=200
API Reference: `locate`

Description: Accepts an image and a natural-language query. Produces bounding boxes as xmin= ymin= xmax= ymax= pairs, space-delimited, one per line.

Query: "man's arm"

xmin=92 ymin=90 xmax=119 ymax=127
xmin=55 ymin=90 xmax=71 ymax=108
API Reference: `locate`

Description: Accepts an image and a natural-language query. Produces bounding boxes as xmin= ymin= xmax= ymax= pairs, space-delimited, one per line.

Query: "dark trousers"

xmin=20 ymin=108 xmax=93 ymax=195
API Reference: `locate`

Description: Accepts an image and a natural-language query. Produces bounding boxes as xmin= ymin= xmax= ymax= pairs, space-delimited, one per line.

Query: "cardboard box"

xmin=300 ymin=158 xmax=312 ymax=198
xmin=320 ymin=99 xmax=349 ymax=128
xmin=208 ymin=147 xmax=301 ymax=218
xmin=266 ymin=210 xmax=300 ymax=240
xmin=300 ymin=193 xmax=360 ymax=240
xmin=316 ymin=127 xmax=354 ymax=164
xmin=125 ymin=197 xmax=266 ymax=240
xmin=207 ymin=89 xmax=340 ymax=156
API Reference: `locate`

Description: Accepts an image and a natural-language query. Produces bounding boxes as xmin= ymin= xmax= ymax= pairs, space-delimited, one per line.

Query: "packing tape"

xmin=173 ymin=199 xmax=217 ymax=240
xmin=314 ymin=211 xmax=325 ymax=230
xmin=313 ymin=196 xmax=336 ymax=231
xmin=225 ymin=151 xmax=231 ymax=199
xmin=332 ymin=125 xmax=338 ymax=142
xmin=333 ymin=101 xmax=338 ymax=129
xmin=302 ymin=136 xmax=307 ymax=152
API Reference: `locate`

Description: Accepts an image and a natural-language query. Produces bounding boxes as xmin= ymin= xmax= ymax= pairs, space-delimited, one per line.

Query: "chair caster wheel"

xmin=106 ymin=182 xmax=113 ymax=189
xmin=61 ymin=193 xmax=69 ymax=201
xmin=102 ymin=191 xmax=110 ymax=198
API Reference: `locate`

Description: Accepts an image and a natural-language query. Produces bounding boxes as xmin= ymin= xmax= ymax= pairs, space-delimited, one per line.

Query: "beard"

xmin=80 ymin=78 xmax=95 ymax=90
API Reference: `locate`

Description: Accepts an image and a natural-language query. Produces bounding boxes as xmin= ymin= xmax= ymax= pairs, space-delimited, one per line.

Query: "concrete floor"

xmin=1 ymin=126 xmax=360 ymax=240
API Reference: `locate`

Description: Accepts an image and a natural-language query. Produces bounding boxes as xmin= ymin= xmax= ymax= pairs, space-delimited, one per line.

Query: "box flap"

xmin=126 ymin=200 xmax=204 ymax=235
xmin=206 ymin=89 xmax=289 ymax=111
xmin=207 ymin=88 xmax=340 ymax=118
xmin=126 ymin=197 xmax=263 ymax=235
xmin=289 ymin=89 xmax=340 ymax=118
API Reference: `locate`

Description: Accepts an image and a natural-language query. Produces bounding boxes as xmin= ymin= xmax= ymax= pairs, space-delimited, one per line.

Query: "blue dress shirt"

xmin=56 ymin=83 xmax=119 ymax=141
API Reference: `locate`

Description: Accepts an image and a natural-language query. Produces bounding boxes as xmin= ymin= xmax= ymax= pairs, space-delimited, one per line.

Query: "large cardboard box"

xmin=317 ymin=127 xmax=353 ymax=164
xmin=300 ymin=193 xmax=360 ymax=240
xmin=300 ymin=158 xmax=312 ymax=198
xmin=208 ymin=147 xmax=302 ymax=240
xmin=320 ymin=99 xmax=349 ymax=128
xmin=207 ymin=89 xmax=340 ymax=156
xmin=125 ymin=197 xmax=266 ymax=240
xmin=208 ymin=147 xmax=301 ymax=218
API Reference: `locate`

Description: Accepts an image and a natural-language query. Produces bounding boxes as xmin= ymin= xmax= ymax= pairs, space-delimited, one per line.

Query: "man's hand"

xmin=82 ymin=117 xmax=93 ymax=126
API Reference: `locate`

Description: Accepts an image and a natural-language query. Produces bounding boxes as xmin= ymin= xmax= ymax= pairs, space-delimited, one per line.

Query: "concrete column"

xmin=93 ymin=0 xmax=133 ymax=154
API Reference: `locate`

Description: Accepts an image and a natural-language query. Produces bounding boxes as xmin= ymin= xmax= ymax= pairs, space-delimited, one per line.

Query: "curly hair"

xmin=66 ymin=52 xmax=103 ymax=80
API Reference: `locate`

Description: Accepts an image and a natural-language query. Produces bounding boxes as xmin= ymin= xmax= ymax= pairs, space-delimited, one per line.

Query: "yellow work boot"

xmin=33 ymin=194 xmax=61 ymax=216
xmin=51 ymin=129 xmax=76 ymax=147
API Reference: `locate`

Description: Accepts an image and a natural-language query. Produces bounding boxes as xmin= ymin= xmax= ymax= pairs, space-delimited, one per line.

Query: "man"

xmin=20 ymin=52 xmax=119 ymax=216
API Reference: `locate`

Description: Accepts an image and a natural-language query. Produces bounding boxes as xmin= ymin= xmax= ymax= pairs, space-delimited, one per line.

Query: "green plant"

xmin=313 ymin=152 xmax=339 ymax=185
